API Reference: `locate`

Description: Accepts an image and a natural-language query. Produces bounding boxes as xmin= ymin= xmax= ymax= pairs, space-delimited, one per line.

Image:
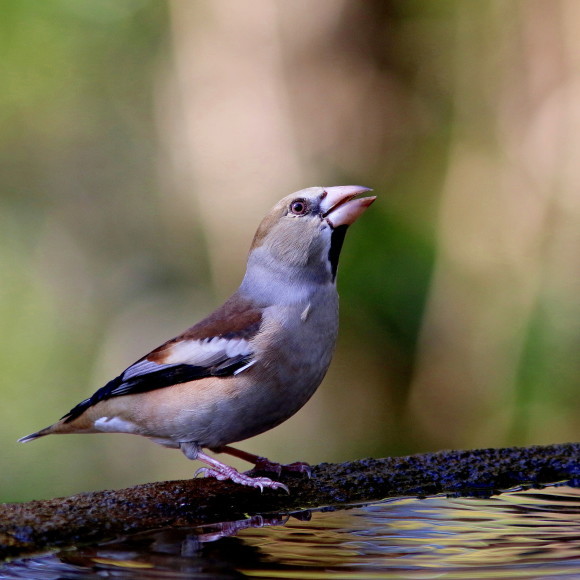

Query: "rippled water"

xmin=1 ymin=486 xmax=579 ymax=579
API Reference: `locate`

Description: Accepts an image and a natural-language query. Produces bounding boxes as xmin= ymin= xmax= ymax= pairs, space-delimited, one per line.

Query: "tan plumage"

xmin=20 ymin=186 xmax=375 ymax=491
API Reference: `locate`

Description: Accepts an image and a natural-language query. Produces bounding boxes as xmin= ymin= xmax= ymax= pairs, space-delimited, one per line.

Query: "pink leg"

xmin=216 ymin=445 xmax=311 ymax=477
xmin=181 ymin=444 xmax=289 ymax=492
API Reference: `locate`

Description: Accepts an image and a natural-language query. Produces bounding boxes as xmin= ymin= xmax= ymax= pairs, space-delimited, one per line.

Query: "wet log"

xmin=1 ymin=442 xmax=578 ymax=560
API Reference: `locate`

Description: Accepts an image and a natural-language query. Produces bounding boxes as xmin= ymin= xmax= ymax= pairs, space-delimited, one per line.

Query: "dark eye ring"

xmin=289 ymin=199 xmax=308 ymax=215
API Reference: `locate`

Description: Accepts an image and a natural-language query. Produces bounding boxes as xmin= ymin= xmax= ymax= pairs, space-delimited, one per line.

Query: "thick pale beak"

xmin=321 ymin=185 xmax=376 ymax=228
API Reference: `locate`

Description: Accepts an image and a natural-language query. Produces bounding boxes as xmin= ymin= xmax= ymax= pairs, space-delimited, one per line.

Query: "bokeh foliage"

xmin=2 ymin=1 xmax=578 ymax=501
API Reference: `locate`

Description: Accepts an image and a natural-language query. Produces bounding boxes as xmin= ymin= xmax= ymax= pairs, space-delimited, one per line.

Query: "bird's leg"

xmin=215 ymin=445 xmax=312 ymax=477
xmin=180 ymin=442 xmax=289 ymax=492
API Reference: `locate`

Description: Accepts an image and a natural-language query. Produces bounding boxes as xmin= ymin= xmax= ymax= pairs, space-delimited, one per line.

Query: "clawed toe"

xmin=195 ymin=464 xmax=289 ymax=493
xmin=282 ymin=462 xmax=312 ymax=477
xmin=195 ymin=467 xmax=228 ymax=481
xmin=245 ymin=477 xmax=290 ymax=493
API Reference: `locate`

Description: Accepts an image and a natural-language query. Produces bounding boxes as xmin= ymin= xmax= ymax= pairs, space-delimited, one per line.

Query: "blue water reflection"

xmin=1 ymin=486 xmax=579 ymax=579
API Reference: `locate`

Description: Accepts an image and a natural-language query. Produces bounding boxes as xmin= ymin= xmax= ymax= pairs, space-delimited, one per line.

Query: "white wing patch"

xmin=121 ymin=337 xmax=254 ymax=382
xmin=163 ymin=337 xmax=253 ymax=366
xmin=233 ymin=359 xmax=257 ymax=375
xmin=122 ymin=360 xmax=175 ymax=380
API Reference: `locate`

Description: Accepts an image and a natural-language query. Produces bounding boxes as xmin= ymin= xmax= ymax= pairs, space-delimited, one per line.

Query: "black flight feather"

xmin=61 ymin=354 xmax=252 ymax=423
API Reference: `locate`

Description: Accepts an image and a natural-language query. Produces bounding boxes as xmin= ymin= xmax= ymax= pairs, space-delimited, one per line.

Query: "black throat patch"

xmin=328 ymin=224 xmax=349 ymax=281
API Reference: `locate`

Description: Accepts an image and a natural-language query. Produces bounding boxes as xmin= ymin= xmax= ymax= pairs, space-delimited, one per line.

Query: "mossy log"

xmin=1 ymin=442 xmax=578 ymax=560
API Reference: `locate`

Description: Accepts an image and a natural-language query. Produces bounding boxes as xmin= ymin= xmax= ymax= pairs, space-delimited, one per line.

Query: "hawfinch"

xmin=19 ymin=185 xmax=375 ymax=491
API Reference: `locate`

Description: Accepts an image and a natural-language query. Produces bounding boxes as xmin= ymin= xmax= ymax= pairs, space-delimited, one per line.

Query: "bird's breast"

xmin=232 ymin=290 xmax=339 ymax=434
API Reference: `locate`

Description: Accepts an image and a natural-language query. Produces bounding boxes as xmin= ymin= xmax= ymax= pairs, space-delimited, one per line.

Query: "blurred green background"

xmin=2 ymin=0 xmax=579 ymax=502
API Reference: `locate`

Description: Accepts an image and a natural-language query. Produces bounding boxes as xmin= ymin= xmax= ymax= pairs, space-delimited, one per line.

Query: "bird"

xmin=19 ymin=185 xmax=375 ymax=492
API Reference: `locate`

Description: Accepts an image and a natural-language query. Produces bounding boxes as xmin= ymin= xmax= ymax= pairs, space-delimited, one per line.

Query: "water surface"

xmin=1 ymin=486 xmax=579 ymax=579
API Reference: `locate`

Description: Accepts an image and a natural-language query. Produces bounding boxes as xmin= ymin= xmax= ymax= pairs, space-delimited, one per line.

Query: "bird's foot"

xmin=195 ymin=466 xmax=289 ymax=493
xmin=188 ymin=448 xmax=290 ymax=492
xmin=250 ymin=457 xmax=312 ymax=478
xmin=213 ymin=445 xmax=312 ymax=478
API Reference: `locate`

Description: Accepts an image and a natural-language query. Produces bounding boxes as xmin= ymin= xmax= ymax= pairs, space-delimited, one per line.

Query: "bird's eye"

xmin=289 ymin=199 xmax=308 ymax=216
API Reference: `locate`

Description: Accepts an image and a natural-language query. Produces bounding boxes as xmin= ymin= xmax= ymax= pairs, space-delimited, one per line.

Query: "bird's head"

xmin=245 ymin=186 xmax=375 ymax=294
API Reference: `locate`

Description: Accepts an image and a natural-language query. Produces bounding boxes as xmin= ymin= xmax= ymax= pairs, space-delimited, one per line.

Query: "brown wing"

xmin=62 ymin=293 xmax=263 ymax=423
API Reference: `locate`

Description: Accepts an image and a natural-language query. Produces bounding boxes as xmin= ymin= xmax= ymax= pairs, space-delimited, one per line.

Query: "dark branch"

xmin=1 ymin=442 xmax=578 ymax=560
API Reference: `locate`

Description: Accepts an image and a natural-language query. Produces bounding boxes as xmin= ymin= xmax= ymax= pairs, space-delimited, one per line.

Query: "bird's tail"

xmin=18 ymin=425 xmax=57 ymax=443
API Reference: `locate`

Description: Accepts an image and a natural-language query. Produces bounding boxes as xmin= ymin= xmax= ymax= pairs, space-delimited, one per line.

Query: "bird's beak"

xmin=321 ymin=185 xmax=376 ymax=228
